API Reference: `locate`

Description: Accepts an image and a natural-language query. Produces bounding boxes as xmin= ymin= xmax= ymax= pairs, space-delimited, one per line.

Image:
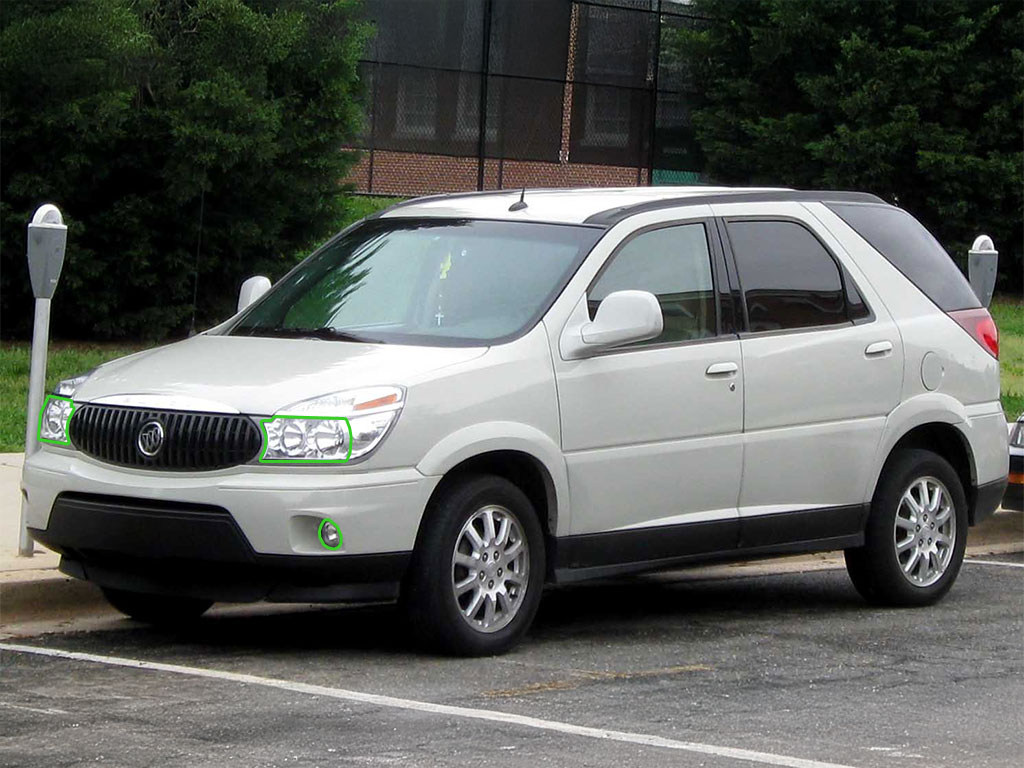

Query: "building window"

xmin=395 ymin=74 xmax=438 ymax=139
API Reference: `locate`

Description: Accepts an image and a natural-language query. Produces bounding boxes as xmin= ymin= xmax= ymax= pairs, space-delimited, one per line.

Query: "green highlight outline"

xmin=38 ymin=394 xmax=75 ymax=447
xmin=258 ymin=415 xmax=353 ymax=464
xmin=318 ymin=517 xmax=343 ymax=550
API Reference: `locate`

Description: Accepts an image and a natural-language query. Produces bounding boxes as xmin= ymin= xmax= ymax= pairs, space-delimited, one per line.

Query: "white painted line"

xmin=1 ymin=642 xmax=856 ymax=768
xmin=964 ymin=558 xmax=1024 ymax=569
xmin=0 ymin=700 xmax=69 ymax=716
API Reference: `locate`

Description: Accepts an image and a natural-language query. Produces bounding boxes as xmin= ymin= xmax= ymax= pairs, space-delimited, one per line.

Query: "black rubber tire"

xmin=845 ymin=449 xmax=967 ymax=606
xmin=402 ymin=474 xmax=546 ymax=656
xmin=101 ymin=587 xmax=213 ymax=625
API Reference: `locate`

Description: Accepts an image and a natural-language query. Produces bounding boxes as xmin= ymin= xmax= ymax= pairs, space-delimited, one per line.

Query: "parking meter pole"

xmin=19 ymin=299 xmax=52 ymax=554
xmin=19 ymin=204 xmax=68 ymax=557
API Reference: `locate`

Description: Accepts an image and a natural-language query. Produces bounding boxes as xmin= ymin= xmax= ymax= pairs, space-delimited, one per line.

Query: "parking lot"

xmin=2 ymin=548 xmax=1022 ymax=768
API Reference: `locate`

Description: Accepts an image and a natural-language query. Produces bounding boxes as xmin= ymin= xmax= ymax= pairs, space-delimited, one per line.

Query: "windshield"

xmin=228 ymin=218 xmax=602 ymax=346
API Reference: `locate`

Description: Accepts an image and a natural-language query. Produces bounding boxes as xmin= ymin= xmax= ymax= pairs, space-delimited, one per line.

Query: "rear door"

xmin=714 ymin=203 xmax=904 ymax=548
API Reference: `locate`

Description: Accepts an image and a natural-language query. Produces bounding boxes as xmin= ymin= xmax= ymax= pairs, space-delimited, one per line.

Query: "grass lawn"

xmin=991 ymin=294 xmax=1024 ymax=420
xmin=0 ymin=343 xmax=146 ymax=452
xmin=1 ymin=299 xmax=1021 ymax=454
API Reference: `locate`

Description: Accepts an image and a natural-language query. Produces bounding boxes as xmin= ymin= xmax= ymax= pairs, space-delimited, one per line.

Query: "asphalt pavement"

xmin=2 ymin=447 xmax=1022 ymax=767
xmin=2 ymin=551 xmax=1022 ymax=767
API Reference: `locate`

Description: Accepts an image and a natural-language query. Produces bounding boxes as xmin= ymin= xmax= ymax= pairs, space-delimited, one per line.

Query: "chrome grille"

xmin=69 ymin=405 xmax=261 ymax=471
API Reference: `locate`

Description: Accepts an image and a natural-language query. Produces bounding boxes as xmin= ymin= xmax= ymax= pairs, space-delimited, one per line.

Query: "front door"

xmin=553 ymin=220 xmax=745 ymax=572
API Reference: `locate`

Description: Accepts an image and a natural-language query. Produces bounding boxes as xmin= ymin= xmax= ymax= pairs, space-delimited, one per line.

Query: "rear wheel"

xmin=402 ymin=475 xmax=545 ymax=656
xmin=845 ymin=449 xmax=967 ymax=606
xmin=102 ymin=587 xmax=212 ymax=624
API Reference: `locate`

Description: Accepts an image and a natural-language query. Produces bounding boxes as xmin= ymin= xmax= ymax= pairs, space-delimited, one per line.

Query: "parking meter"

xmin=967 ymin=235 xmax=998 ymax=308
xmin=20 ymin=204 xmax=68 ymax=555
xmin=28 ymin=204 xmax=68 ymax=299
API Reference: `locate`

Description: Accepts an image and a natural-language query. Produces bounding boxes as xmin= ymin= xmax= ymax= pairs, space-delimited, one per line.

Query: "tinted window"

xmin=230 ymin=219 xmax=602 ymax=346
xmin=727 ymin=220 xmax=847 ymax=332
xmin=826 ymin=203 xmax=980 ymax=312
xmin=589 ymin=223 xmax=716 ymax=345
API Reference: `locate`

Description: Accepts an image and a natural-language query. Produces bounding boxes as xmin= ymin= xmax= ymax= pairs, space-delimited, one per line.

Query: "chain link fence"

xmin=354 ymin=0 xmax=708 ymax=192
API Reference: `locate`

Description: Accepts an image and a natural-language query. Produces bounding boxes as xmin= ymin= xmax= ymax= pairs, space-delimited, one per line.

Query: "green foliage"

xmin=1 ymin=0 xmax=368 ymax=341
xmin=670 ymin=0 xmax=1023 ymax=290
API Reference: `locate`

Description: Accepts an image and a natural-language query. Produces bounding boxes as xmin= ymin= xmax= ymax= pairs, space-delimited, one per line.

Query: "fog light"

xmin=318 ymin=518 xmax=342 ymax=550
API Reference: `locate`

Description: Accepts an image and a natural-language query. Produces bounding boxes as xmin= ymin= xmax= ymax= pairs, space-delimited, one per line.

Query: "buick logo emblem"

xmin=136 ymin=420 xmax=165 ymax=457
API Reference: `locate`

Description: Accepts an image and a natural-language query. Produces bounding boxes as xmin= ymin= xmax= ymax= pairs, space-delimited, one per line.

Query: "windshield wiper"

xmin=247 ymin=325 xmax=381 ymax=343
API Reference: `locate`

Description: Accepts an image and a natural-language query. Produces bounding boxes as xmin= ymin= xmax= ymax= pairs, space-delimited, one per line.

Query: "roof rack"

xmin=583 ymin=190 xmax=887 ymax=226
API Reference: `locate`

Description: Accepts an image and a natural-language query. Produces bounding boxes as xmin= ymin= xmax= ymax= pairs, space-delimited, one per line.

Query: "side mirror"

xmin=561 ymin=290 xmax=663 ymax=359
xmin=237 ymin=275 xmax=271 ymax=313
xmin=967 ymin=235 xmax=998 ymax=308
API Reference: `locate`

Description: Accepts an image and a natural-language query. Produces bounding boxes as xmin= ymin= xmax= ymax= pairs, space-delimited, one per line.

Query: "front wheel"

xmin=102 ymin=587 xmax=213 ymax=625
xmin=845 ymin=449 xmax=967 ymax=606
xmin=402 ymin=475 xmax=546 ymax=656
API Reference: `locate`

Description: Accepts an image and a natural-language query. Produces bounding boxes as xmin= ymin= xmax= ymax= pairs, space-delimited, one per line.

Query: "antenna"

xmin=508 ymin=188 xmax=528 ymax=212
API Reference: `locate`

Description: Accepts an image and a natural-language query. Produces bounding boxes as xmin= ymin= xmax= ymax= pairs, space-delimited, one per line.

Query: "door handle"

xmin=865 ymin=341 xmax=893 ymax=357
xmin=705 ymin=362 xmax=739 ymax=376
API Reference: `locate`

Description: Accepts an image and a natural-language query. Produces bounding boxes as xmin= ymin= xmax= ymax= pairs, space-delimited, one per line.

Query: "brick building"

xmin=346 ymin=0 xmax=704 ymax=196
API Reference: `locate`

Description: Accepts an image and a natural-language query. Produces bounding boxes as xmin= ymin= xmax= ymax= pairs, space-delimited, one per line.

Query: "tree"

xmin=668 ymin=0 xmax=1022 ymax=290
xmin=1 ymin=0 xmax=367 ymax=340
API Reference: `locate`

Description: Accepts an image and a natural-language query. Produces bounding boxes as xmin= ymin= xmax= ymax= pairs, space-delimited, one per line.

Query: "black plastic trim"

xmin=552 ymin=534 xmax=863 ymax=584
xmin=551 ymin=504 xmax=868 ymax=583
xmin=583 ymin=191 xmax=886 ymax=226
xmin=974 ymin=477 xmax=1010 ymax=523
xmin=30 ymin=493 xmax=410 ymax=603
xmin=739 ymin=504 xmax=867 ymax=548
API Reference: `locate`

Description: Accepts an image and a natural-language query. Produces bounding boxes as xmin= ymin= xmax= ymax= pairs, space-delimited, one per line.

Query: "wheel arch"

xmin=415 ymin=421 xmax=569 ymax=545
xmin=872 ymin=420 xmax=979 ymax=524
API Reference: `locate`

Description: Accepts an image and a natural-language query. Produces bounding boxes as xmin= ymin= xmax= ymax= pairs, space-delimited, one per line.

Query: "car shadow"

xmin=61 ymin=566 xmax=869 ymax=658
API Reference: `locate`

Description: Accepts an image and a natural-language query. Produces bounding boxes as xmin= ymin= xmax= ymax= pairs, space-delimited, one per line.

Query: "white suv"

xmin=24 ymin=187 xmax=1009 ymax=655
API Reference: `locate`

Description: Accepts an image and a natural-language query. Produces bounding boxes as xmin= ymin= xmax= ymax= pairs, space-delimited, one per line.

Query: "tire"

xmin=102 ymin=587 xmax=213 ymax=625
xmin=845 ymin=449 xmax=967 ymax=606
xmin=402 ymin=474 xmax=546 ymax=656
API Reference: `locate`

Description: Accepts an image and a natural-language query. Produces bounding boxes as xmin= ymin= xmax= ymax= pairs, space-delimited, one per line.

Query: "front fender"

xmin=415 ymin=421 xmax=571 ymax=536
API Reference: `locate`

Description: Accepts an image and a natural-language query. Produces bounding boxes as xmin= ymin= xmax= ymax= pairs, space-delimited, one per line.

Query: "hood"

xmin=74 ymin=334 xmax=487 ymax=415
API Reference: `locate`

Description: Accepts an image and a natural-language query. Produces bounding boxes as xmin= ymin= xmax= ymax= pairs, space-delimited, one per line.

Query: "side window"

xmin=826 ymin=202 xmax=980 ymax=312
xmin=589 ymin=223 xmax=716 ymax=345
xmin=726 ymin=220 xmax=847 ymax=332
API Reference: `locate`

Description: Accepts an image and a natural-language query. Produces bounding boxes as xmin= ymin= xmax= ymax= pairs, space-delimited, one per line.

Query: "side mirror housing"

xmin=561 ymin=290 xmax=663 ymax=359
xmin=968 ymin=235 xmax=998 ymax=308
xmin=237 ymin=275 xmax=272 ymax=313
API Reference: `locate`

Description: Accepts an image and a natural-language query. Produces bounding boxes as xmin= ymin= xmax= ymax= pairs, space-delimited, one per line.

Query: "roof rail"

xmin=583 ymin=190 xmax=887 ymax=226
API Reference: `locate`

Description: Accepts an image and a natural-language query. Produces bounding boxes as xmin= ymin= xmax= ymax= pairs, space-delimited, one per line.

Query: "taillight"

xmin=949 ymin=308 xmax=999 ymax=358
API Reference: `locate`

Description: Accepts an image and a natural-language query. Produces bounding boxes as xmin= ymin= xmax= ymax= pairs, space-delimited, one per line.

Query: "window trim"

xmin=581 ymin=219 xmax=732 ymax=355
xmin=718 ymin=215 xmax=875 ymax=338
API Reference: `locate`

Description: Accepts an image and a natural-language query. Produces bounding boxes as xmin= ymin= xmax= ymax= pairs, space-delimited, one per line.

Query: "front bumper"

xmin=1002 ymin=450 xmax=1023 ymax=512
xmin=22 ymin=448 xmax=440 ymax=602
xmin=30 ymin=493 xmax=409 ymax=602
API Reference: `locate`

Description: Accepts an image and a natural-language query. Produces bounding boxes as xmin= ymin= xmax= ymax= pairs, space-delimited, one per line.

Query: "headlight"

xmin=39 ymin=371 xmax=92 ymax=446
xmin=259 ymin=386 xmax=405 ymax=463
xmin=39 ymin=396 xmax=75 ymax=445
